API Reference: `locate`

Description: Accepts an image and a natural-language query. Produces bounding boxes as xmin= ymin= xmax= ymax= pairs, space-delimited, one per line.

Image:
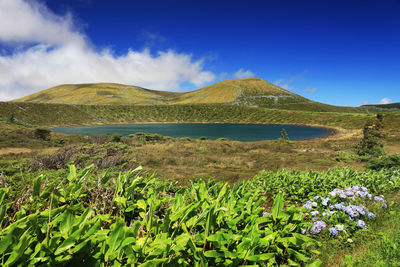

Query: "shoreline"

xmin=49 ymin=121 xmax=341 ymax=141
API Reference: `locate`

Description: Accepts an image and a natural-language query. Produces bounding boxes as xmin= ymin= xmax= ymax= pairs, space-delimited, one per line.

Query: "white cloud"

xmin=233 ymin=68 xmax=255 ymax=79
xmin=274 ymin=76 xmax=316 ymax=93
xmin=303 ymin=86 xmax=316 ymax=93
xmin=274 ymin=79 xmax=293 ymax=91
xmin=0 ymin=0 xmax=216 ymax=101
xmin=379 ymin=98 xmax=392 ymax=104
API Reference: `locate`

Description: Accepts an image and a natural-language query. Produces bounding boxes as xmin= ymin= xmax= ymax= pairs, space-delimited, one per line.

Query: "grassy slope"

xmin=0 ymin=101 xmax=373 ymax=129
xmin=12 ymin=78 xmax=369 ymax=112
xmin=362 ymin=102 xmax=400 ymax=111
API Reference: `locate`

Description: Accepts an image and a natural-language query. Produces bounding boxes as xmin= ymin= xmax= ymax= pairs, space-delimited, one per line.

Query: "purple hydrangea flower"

xmin=322 ymin=197 xmax=330 ymax=206
xmin=345 ymin=190 xmax=354 ymax=197
xmin=322 ymin=212 xmax=330 ymax=218
xmin=310 ymin=220 xmax=327 ymax=234
xmin=329 ymin=227 xmax=338 ymax=235
xmin=356 ymin=191 xmax=367 ymax=198
xmin=356 ymin=219 xmax=367 ymax=229
xmin=333 ymin=203 xmax=344 ymax=210
xmin=303 ymin=200 xmax=313 ymax=210
xmin=361 ymin=186 xmax=368 ymax=192
xmin=344 ymin=205 xmax=360 ymax=218
xmin=352 ymin=185 xmax=360 ymax=191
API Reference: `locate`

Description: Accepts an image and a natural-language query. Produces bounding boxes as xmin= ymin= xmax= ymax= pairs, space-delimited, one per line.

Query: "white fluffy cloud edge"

xmin=379 ymin=98 xmax=392 ymax=105
xmin=0 ymin=0 xmax=254 ymax=101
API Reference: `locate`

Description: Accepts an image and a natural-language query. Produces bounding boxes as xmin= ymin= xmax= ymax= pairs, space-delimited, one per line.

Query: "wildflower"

xmin=301 ymin=228 xmax=307 ymax=234
xmin=356 ymin=219 xmax=367 ymax=229
xmin=263 ymin=211 xmax=271 ymax=217
xmin=367 ymin=212 xmax=376 ymax=219
xmin=339 ymin=193 xmax=347 ymax=199
xmin=329 ymin=227 xmax=338 ymax=235
xmin=374 ymin=196 xmax=384 ymax=202
xmin=313 ymin=195 xmax=320 ymax=200
xmin=312 ymin=201 xmax=318 ymax=208
xmin=381 ymin=201 xmax=388 ymax=209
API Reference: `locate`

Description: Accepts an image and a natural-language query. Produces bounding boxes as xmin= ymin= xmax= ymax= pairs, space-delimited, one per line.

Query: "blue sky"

xmin=0 ymin=0 xmax=398 ymax=106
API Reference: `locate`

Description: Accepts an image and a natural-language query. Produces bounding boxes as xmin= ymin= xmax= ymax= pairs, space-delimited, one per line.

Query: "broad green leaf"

xmin=272 ymin=193 xmax=284 ymax=221
xmin=204 ymin=250 xmax=224 ymax=258
xmin=104 ymin=217 xmax=126 ymax=262
xmin=306 ymin=259 xmax=323 ymax=267
xmin=246 ymin=253 xmax=275 ymax=262
xmin=138 ymin=258 xmax=168 ymax=266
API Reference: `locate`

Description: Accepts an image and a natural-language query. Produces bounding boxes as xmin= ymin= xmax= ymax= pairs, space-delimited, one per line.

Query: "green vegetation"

xmin=0 ymin=101 xmax=373 ymax=129
xmin=1 ymin=162 xmax=399 ymax=266
xmin=363 ymin=102 xmax=400 ymax=111
xmin=357 ymin=114 xmax=385 ymax=157
xmin=279 ymin=128 xmax=289 ymax=142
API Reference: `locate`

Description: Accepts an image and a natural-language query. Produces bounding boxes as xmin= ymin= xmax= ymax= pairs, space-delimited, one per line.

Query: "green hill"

xmin=12 ymin=78 xmax=365 ymax=112
xmin=362 ymin=103 xmax=400 ymax=111
xmin=0 ymin=102 xmax=372 ymax=129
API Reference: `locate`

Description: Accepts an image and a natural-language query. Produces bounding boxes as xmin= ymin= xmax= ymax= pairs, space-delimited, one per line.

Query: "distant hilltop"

xmin=11 ymin=78 xmax=376 ymax=112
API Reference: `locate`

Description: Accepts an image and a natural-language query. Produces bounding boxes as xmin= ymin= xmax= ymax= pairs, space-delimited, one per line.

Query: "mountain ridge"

xmin=12 ymin=78 xmax=365 ymax=112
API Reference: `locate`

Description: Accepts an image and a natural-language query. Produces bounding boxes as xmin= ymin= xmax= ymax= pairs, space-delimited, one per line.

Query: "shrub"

xmin=357 ymin=115 xmax=385 ymax=157
xmin=280 ymin=128 xmax=289 ymax=140
xmin=111 ymin=133 xmax=123 ymax=142
xmin=88 ymin=134 xmax=110 ymax=144
xmin=6 ymin=113 xmax=15 ymax=123
xmin=34 ymin=128 xmax=51 ymax=141
xmin=366 ymin=154 xmax=400 ymax=170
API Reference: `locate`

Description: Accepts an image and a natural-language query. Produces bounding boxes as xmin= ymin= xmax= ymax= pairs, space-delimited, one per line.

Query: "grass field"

xmin=0 ymin=101 xmax=374 ymax=128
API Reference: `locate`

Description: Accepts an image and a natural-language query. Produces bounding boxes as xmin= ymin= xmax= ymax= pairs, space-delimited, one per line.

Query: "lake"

xmin=51 ymin=123 xmax=331 ymax=141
